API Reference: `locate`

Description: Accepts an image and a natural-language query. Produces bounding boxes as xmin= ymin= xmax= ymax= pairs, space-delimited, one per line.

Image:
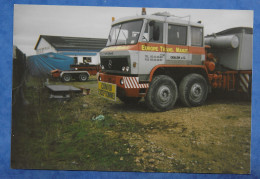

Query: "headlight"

xmin=101 ymin=65 xmax=105 ymax=70
xmin=98 ymin=76 xmax=101 ymax=81
xmin=122 ymin=66 xmax=129 ymax=72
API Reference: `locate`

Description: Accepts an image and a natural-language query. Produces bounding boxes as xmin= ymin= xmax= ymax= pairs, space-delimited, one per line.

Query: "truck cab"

xmin=98 ymin=9 xmax=252 ymax=112
xmin=98 ymin=9 xmax=209 ymax=111
xmin=100 ymin=11 xmax=205 ymax=80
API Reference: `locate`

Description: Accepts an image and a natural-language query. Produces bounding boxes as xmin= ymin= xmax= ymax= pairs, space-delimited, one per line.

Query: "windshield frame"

xmin=106 ymin=19 xmax=144 ymax=47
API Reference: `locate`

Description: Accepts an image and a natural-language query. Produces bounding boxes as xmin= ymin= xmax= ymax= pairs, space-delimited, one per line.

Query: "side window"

xmin=191 ymin=26 xmax=203 ymax=46
xmin=142 ymin=21 xmax=163 ymax=43
xmin=168 ymin=24 xmax=187 ymax=45
xmin=150 ymin=21 xmax=163 ymax=43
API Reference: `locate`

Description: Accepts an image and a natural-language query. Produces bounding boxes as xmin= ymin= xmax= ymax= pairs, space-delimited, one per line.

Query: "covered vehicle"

xmin=27 ymin=53 xmax=74 ymax=77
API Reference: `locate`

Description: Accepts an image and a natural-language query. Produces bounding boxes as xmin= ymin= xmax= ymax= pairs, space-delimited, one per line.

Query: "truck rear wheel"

xmin=145 ymin=75 xmax=178 ymax=112
xmin=61 ymin=73 xmax=72 ymax=82
xmin=78 ymin=73 xmax=89 ymax=82
xmin=179 ymin=73 xmax=208 ymax=107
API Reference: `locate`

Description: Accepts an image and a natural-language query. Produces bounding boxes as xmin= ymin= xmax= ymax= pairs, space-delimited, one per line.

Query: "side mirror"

xmin=149 ymin=20 xmax=155 ymax=26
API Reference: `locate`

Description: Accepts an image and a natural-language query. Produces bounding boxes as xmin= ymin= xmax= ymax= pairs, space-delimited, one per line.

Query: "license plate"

xmin=98 ymin=81 xmax=117 ymax=101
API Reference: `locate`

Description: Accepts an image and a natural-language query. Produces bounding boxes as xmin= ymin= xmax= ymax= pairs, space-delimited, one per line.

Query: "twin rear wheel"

xmin=145 ymin=74 xmax=208 ymax=111
xmin=61 ymin=73 xmax=72 ymax=82
xmin=179 ymin=73 xmax=208 ymax=107
xmin=78 ymin=73 xmax=89 ymax=82
xmin=61 ymin=73 xmax=89 ymax=82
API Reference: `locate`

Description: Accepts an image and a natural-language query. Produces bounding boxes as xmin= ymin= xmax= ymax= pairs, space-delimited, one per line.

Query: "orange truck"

xmin=97 ymin=8 xmax=252 ymax=111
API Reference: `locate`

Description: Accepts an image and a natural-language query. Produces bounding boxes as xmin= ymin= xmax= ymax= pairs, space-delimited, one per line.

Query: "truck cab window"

xmin=191 ymin=26 xmax=203 ymax=46
xmin=142 ymin=21 xmax=163 ymax=43
xmin=106 ymin=20 xmax=143 ymax=46
xmin=168 ymin=24 xmax=187 ymax=45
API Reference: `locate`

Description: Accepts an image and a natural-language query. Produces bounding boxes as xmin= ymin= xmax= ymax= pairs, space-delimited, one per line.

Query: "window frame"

xmin=167 ymin=24 xmax=188 ymax=46
xmin=142 ymin=20 xmax=164 ymax=44
xmin=191 ymin=26 xmax=204 ymax=47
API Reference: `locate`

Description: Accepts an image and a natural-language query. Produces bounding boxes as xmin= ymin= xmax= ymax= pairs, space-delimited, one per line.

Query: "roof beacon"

xmin=142 ymin=8 xmax=146 ymax=15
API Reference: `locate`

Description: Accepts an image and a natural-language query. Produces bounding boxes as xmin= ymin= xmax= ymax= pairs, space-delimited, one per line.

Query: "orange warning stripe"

xmin=123 ymin=77 xmax=149 ymax=89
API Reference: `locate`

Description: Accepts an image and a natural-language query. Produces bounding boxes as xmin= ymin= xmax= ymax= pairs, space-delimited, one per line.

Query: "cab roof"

xmin=112 ymin=13 xmax=203 ymax=27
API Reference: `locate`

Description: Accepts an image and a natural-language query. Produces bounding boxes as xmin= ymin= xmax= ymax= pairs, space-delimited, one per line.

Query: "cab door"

xmin=138 ymin=20 xmax=166 ymax=81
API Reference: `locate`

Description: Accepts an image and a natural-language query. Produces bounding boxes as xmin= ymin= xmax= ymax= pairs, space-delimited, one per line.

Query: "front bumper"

xmin=98 ymin=73 xmax=149 ymax=97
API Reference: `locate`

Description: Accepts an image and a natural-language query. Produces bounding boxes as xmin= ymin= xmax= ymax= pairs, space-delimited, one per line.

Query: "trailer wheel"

xmin=118 ymin=96 xmax=141 ymax=104
xmin=179 ymin=73 xmax=208 ymax=107
xmin=78 ymin=73 xmax=89 ymax=82
xmin=61 ymin=73 xmax=72 ymax=82
xmin=145 ymin=75 xmax=178 ymax=112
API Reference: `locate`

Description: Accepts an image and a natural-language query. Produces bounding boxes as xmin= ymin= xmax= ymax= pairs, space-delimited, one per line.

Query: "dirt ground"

xmin=11 ymin=76 xmax=251 ymax=174
xmin=115 ymin=101 xmax=251 ymax=173
xmin=99 ymin=97 xmax=251 ymax=173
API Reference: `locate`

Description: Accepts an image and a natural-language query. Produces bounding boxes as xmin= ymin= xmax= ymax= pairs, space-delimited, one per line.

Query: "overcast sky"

xmin=13 ymin=5 xmax=253 ymax=56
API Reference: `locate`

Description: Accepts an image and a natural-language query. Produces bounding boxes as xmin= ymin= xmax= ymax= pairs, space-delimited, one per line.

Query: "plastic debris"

xmin=92 ymin=115 xmax=105 ymax=121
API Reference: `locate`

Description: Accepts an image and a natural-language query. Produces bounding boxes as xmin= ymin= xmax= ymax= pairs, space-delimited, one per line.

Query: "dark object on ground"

xmin=46 ymin=85 xmax=82 ymax=100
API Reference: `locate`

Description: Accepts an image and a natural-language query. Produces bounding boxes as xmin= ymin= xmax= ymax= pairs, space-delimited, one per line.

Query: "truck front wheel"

xmin=78 ymin=73 xmax=89 ymax=82
xmin=145 ymin=75 xmax=178 ymax=112
xmin=179 ymin=73 xmax=208 ymax=107
xmin=61 ymin=73 xmax=72 ymax=82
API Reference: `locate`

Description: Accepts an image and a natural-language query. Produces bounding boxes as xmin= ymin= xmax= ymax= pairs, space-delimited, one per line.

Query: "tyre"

xmin=145 ymin=75 xmax=178 ymax=112
xmin=179 ymin=73 xmax=208 ymax=107
xmin=118 ymin=96 xmax=141 ymax=104
xmin=78 ymin=73 xmax=89 ymax=82
xmin=61 ymin=73 xmax=72 ymax=82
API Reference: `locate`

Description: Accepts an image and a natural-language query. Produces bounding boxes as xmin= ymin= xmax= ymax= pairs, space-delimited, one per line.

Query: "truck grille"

xmin=101 ymin=57 xmax=128 ymax=71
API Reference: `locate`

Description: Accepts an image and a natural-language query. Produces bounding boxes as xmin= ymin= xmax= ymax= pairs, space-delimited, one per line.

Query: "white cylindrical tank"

xmin=205 ymin=35 xmax=239 ymax=49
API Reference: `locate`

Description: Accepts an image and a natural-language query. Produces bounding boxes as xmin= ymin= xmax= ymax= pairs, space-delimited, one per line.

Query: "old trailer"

xmin=51 ymin=63 xmax=100 ymax=82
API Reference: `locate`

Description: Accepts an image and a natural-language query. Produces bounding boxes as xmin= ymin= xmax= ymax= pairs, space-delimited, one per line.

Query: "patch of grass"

xmin=11 ymin=77 xmax=139 ymax=171
xmin=11 ymin=76 xmax=252 ymax=174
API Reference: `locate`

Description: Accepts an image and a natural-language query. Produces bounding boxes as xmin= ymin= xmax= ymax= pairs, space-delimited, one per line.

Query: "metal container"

xmin=205 ymin=27 xmax=253 ymax=70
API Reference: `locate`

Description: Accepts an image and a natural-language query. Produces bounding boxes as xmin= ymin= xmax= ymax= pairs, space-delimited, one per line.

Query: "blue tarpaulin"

xmin=27 ymin=53 xmax=74 ymax=77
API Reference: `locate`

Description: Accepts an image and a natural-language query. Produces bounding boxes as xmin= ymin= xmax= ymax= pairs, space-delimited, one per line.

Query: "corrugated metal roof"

xmin=205 ymin=27 xmax=253 ymax=37
xmin=34 ymin=35 xmax=107 ymax=51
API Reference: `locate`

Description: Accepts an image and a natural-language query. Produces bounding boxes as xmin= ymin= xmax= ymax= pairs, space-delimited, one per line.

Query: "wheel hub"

xmin=190 ymin=83 xmax=202 ymax=99
xmin=158 ymin=86 xmax=171 ymax=102
xmin=64 ymin=75 xmax=70 ymax=80
xmin=81 ymin=75 xmax=87 ymax=80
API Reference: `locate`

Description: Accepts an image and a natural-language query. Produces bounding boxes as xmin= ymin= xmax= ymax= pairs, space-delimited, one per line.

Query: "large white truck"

xmin=98 ymin=8 xmax=252 ymax=111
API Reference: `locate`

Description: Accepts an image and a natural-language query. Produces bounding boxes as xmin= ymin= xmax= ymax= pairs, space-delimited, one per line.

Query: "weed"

xmin=11 ymin=76 xmax=251 ymax=174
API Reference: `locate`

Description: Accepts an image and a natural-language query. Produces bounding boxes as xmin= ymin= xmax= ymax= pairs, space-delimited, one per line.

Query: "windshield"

xmin=106 ymin=20 xmax=143 ymax=46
